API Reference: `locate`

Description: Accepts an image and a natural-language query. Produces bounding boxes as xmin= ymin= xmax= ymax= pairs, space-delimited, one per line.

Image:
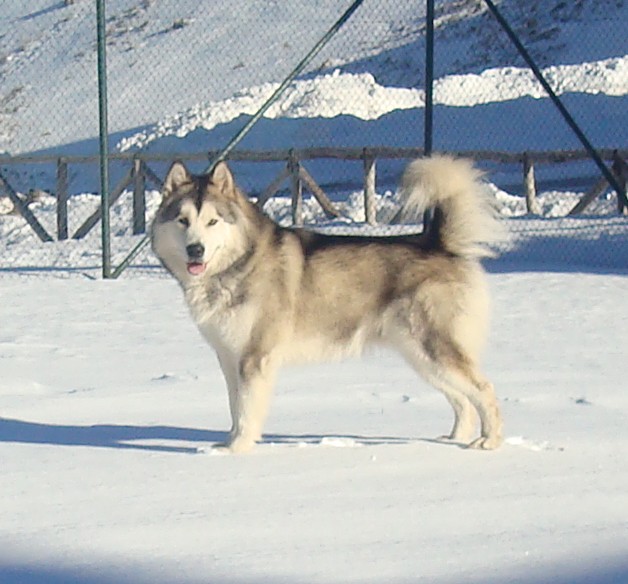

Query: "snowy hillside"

xmin=0 ymin=0 xmax=626 ymax=161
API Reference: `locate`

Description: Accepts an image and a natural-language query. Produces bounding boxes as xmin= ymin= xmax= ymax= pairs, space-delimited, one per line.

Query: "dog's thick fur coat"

xmin=151 ymin=156 xmax=503 ymax=453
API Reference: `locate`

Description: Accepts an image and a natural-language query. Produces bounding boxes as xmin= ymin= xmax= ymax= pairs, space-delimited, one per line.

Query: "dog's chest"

xmin=184 ymin=279 xmax=253 ymax=354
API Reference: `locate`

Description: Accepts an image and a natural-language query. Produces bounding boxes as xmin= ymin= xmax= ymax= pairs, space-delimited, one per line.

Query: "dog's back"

xmin=281 ymin=156 xmax=501 ymax=361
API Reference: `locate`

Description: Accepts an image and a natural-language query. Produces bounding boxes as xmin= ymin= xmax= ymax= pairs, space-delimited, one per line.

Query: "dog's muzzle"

xmin=186 ymin=243 xmax=206 ymax=276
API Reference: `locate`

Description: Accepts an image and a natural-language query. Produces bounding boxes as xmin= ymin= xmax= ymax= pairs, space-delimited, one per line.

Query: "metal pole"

xmin=482 ymin=0 xmax=622 ymax=196
xmin=423 ymin=0 xmax=435 ymax=230
xmin=424 ymin=0 xmax=434 ymax=157
xmin=96 ymin=0 xmax=111 ymax=278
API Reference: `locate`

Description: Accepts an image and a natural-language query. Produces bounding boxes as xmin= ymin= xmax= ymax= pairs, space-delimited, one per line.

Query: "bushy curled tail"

xmin=400 ymin=155 xmax=505 ymax=259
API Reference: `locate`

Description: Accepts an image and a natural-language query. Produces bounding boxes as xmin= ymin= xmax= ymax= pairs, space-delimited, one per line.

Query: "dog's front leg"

xmin=214 ymin=349 xmax=239 ymax=437
xmin=227 ymin=351 xmax=278 ymax=453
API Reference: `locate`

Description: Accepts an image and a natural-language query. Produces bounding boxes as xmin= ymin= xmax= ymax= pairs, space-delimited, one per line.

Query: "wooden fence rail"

xmin=0 ymin=148 xmax=626 ymax=241
xmin=1 ymin=147 xmax=626 ymax=165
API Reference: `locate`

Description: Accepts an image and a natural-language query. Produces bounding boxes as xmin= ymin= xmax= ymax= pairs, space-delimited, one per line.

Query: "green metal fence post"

xmin=424 ymin=0 xmax=434 ymax=157
xmin=204 ymin=0 xmax=367 ymax=172
xmin=96 ymin=0 xmax=111 ymax=278
xmin=423 ymin=0 xmax=435 ymax=230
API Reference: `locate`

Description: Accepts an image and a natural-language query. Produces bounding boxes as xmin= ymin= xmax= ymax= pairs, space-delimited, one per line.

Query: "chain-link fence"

xmin=0 ymin=0 xmax=626 ymax=276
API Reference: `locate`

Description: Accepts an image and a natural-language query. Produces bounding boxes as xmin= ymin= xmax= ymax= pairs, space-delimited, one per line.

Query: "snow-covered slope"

xmin=0 ymin=0 xmax=626 ymax=159
xmin=117 ymin=58 xmax=627 ymax=153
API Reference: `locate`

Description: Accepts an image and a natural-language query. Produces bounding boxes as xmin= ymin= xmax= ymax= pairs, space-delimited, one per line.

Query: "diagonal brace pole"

xmin=0 ymin=173 xmax=53 ymax=242
xmin=482 ymin=0 xmax=622 ymax=196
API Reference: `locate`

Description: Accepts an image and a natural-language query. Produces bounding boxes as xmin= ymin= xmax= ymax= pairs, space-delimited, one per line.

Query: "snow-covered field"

xmin=1 ymin=271 xmax=627 ymax=583
xmin=1 ymin=0 xmax=627 ymax=582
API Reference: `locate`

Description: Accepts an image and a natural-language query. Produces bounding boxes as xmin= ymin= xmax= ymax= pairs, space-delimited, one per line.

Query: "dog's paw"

xmin=224 ymin=436 xmax=256 ymax=454
xmin=436 ymin=430 xmax=474 ymax=444
xmin=466 ymin=435 xmax=503 ymax=450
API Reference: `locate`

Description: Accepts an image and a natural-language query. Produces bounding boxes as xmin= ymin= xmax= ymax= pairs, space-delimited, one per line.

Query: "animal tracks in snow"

xmin=505 ymin=436 xmax=564 ymax=452
xmin=150 ymin=371 xmax=200 ymax=384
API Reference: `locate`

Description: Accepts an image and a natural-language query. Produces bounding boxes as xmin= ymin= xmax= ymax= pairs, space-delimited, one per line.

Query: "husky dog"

xmin=151 ymin=156 xmax=504 ymax=453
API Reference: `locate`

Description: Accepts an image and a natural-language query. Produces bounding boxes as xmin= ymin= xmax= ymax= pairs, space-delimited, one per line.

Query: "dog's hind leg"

xmin=401 ymin=352 xmax=478 ymax=444
xmin=397 ymin=334 xmax=502 ymax=449
xmin=426 ymin=362 xmax=501 ymax=449
xmin=427 ymin=323 xmax=502 ymax=448
xmin=438 ymin=389 xmax=478 ymax=443
xmin=455 ymin=366 xmax=502 ymax=450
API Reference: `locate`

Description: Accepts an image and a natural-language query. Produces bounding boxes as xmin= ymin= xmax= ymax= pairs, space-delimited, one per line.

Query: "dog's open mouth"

xmin=186 ymin=262 xmax=207 ymax=276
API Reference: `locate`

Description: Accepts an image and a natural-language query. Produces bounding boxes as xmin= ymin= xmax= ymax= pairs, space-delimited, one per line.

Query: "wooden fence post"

xmin=2 ymin=148 xmax=628 ymax=242
xmin=363 ymin=149 xmax=376 ymax=225
xmin=568 ymin=176 xmax=608 ymax=216
xmin=612 ymin=150 xmax=627 ymax=215
xmin=523 ymin=153 xmax=541 ymax=215
xmin=289 ymin=151 xmax=303 ymax=227
xmin=132 ymin=157 xmax=146 ymax=234
xmin=56 ymin=158 xmax=68 ymax=240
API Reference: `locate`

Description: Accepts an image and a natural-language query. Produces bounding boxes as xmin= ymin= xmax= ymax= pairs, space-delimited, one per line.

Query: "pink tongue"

xmin=187 ymin=262 xmax=206 ymax=276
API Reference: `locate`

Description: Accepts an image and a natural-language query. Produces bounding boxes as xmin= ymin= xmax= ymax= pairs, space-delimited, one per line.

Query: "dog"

xmin=151 ymin=156 xmax=504 ymax=453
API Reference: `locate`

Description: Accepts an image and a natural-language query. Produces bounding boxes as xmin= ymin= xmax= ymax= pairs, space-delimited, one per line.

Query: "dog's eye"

xmin=178 ymin=217 xmax=190 ymax=228
xmin=207 ymin=218 xmax=218 ymax=226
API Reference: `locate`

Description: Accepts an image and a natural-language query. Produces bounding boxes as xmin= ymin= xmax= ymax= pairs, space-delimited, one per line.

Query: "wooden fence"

xmin=0 ymin=147 xmax=626 ymax=242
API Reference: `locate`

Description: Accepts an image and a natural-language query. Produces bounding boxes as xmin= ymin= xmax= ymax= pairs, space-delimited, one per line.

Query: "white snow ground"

xmin=1 ymin=271 xmax=627 ymax=584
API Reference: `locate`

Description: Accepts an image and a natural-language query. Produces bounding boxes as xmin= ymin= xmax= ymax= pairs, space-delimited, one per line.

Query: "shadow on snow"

xmin=0 ymin=417 xmax=435 ymax=454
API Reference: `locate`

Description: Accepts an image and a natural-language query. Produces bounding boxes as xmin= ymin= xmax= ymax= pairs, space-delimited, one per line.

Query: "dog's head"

xmin=151 ymin=161 xmax=246 ymax=282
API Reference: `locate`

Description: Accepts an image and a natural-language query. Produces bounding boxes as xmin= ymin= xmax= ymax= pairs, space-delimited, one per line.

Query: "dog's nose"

xmin=186 ymin=243 xmax=205 ymax=259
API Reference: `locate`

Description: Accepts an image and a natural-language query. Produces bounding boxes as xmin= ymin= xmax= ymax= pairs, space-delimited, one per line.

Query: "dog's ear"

xmin=209 ymin=162 xmax=242 ymax=223
xmin=163 ymin=161 xmax=192 ymax=197
xmin=209 ymin=161 xmax=235 ymax=198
